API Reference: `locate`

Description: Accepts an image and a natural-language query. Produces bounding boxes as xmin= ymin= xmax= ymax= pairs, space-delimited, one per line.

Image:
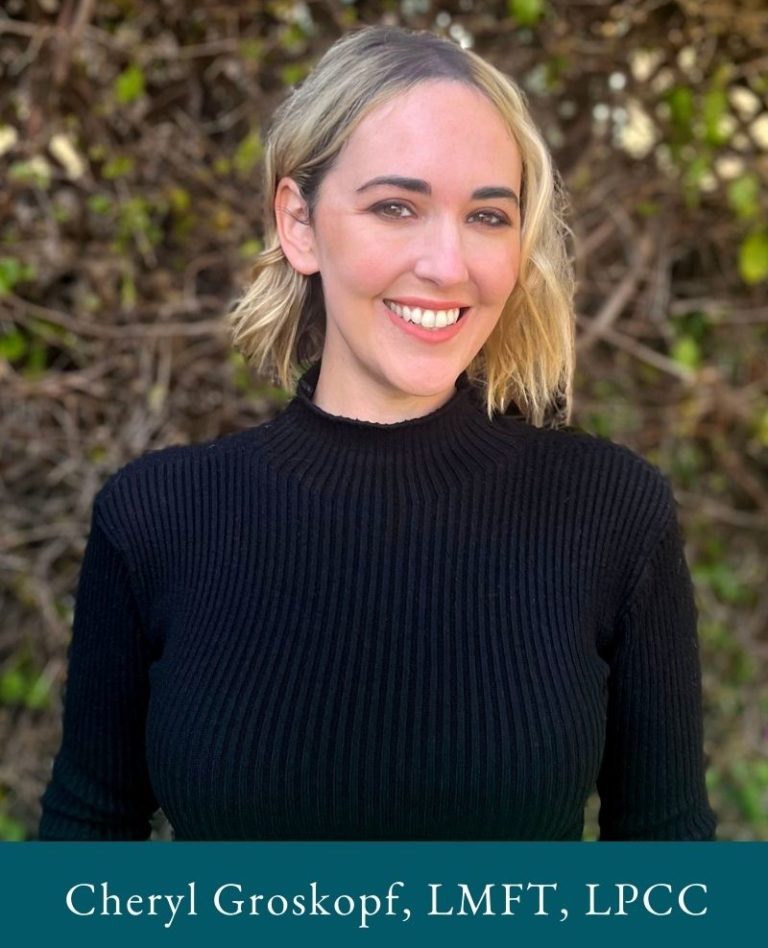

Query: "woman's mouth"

xmin=383 ymin=299 xmax=467 ymax=329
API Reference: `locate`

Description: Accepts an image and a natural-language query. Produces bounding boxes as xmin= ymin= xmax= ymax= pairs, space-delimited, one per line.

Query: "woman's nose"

xmin=413 ymin=218 xmax=470 ymax=287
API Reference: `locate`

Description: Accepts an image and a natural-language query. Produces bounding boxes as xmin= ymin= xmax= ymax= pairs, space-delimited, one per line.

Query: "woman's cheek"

xmin=486 ymin=246 xmax=521 ymax=300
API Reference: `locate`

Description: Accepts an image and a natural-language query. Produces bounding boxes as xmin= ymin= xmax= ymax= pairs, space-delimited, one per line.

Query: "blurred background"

xmin=0 ymin=0 xmax=766 ymax=840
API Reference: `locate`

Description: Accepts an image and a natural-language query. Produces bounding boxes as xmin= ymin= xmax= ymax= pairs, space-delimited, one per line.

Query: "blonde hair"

xmin=227 ymin=26 xmax=575 ymax=425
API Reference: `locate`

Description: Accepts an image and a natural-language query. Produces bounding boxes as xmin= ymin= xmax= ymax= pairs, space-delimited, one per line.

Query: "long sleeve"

xmin=596 ymin=505 xmax=717 ymax=840
xmin=39 ymin=506 xmax=158 ymax=840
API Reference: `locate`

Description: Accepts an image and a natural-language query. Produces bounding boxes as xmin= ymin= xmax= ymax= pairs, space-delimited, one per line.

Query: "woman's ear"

xmin=274 ymin=177 xmax=319 ymax=275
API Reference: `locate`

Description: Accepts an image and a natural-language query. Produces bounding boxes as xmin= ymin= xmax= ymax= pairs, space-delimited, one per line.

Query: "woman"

xmin=39 ymin=27 xmax=716 ymax=840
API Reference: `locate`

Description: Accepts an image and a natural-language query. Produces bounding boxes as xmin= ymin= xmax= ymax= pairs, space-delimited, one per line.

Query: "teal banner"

xmin=1 ymin=843 xmax=764 ymax=946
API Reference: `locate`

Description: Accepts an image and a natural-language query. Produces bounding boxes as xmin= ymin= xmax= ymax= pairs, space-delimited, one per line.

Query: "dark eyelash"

xmin=471 ymin=209 xmax=511 ymax=227
xmin=369 ymin=202 xmax=511 ymax=226
xmin=370 ymin=201 xmax=413 ymax=218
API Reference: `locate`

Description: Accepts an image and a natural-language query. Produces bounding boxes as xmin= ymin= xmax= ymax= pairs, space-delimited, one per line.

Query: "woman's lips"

xmin=383 ymin=299 xmax=470 ymax=342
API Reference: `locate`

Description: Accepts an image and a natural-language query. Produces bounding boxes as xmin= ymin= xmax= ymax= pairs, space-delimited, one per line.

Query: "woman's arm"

xmin=596 ymin=505 xmax=717 ymax=840
xmin=39 ymin=510 xmax=158 ymax=840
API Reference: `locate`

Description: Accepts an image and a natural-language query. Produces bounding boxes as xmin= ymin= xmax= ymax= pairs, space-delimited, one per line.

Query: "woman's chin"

xmin=373 ymin=367 xmax=463 ymax=417
xmin=381 ymin=359 xmax=466 ymax=401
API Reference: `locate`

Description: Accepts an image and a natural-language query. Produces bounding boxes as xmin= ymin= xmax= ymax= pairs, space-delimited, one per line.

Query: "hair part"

xmin=227 ymin=26 xmax=575 ymax=426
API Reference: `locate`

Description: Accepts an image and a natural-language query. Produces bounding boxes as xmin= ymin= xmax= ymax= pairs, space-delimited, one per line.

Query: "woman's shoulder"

xmin=93 ymin=423 xmax=267 ymax=512
xmin=499 ymin=413 xmax=673 ymax=492
xmin=490 ymin=414 xmax=679 ymax=544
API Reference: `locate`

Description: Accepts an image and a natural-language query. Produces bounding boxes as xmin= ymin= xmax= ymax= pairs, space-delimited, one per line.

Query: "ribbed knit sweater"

xmin=39 ymin=363 xmax=716 ymax=841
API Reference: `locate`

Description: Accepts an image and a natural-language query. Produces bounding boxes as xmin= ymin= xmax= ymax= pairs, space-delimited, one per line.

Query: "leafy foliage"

xmin=0 ymin=0 xmax=765 ymax=840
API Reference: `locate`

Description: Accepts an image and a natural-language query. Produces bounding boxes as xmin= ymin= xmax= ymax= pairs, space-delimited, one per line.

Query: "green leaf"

xmin=666 ymin=85 xmax=695 ymax=142
xmin=87 ymin=193 xmax=112 ymax=214
xmin=239 ymin=238 xmax=263 ymax=258
xmin=240 ymin=39 xmax=264 ymax=63
xmin=0 ymin=257 xmax=23 ymax=295
xmin=22 ymin=339 xmax=46 ymax=378
xmin=694 ymin=561 xmax=748 ymax=605
xmin=0 ymin=810 xmax=25 ymax=842
xmin=233 ymin=130 xmax=264 ymax=177
xmin=25 ymin=674 xmax=51 ymax=710
xmin=0 ymin=651 xmax=50 ymax=709
xmin=702 ymin=86 xmax=728 ymax=145
xmin=0 ymin=668 xmax=25 ymax=703
xmin=586 ymin=411 xmax=614 ymax=438
xmin=739 ymin=231 xmax=768 ymax=284
xmin=636 ymin=200 xmax=660 ymax=218
xmin=115 ymin=64 xmax=145 ymax=105
xmin=279 ymin=24 xmax=304 ymax=53
xmin=670 ymin=335 xmax=701 ymax=370
xmin=168 ymin=186 xmax=191 ymax=213
xmin=0 ymin=329 xmax=26 ymax=360
xmin=673 ymin=309 xmax=710 ymax=343
xmin=102 ymin=155 xmax=135 ymax=180
xmin=755 ymin=408 xmax=768 ymax=448
xmin=681 ymin=153 xmax=710 ymax=208
xmin=507 ymin=0 xmax=545 ymax=25
xmin=120 ymin=272 xmax=136 ymax=310
xmin=728 ymin=173 xmax=760 ymax=221
xmin=117 ymin=196 xmax=162 ymax=249
xmin=279 ymin=63 xmax=309 ymax=86
xmin=0 ymin=258 xmax=35 ymax=295
xmin=8 ymin=158 xmax=51 ymax=189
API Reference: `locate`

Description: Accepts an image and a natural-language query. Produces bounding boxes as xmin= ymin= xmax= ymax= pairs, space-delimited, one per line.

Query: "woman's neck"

xmin=311 ymin=363 xmax=458 ymax=425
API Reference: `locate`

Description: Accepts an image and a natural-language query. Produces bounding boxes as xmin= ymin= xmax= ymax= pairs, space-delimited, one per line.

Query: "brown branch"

xmin=576 ymin=320 xmax=694 ymax=381
xmin=3 ymin=294 xmax=228 ymax=340
xmin=676 ymin=491 xmax=768 ymax=531
xmin=52 ymin=0 xmax=97 ymax=87
xmin=577 ymin=231 xmax=656 ymax=352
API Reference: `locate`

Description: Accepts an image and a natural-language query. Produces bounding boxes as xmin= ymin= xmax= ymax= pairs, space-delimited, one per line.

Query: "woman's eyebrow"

xmin=356 ymin=176 xmax=519 ymax=207
xmin=356 ymin=175 xmax=431 ymax=194
xmin=472 ymin=185 xmax=519 ymax=207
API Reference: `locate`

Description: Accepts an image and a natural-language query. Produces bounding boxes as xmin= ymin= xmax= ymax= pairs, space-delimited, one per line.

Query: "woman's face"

xmin=278 ymin=80 xmax=523 ymax=421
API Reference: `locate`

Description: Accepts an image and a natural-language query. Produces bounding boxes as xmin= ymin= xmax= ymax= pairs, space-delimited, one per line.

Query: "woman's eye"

xmin=470 ymin=209 xmax=511 ymax=227
xmin=371 ymin=201 xmax=414 ymax=220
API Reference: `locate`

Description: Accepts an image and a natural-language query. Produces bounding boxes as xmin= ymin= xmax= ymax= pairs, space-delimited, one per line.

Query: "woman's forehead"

xmin=329 ymin=81 xmax=522 ymax=190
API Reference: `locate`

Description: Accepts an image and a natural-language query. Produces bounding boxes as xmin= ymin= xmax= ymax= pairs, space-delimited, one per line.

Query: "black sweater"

xmin=39 ymin=364 xmax=716 ymax=840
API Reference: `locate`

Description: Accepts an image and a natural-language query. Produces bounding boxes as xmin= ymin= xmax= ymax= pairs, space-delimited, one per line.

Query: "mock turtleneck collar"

xmin=257 ymin=362 xmax=517 ymax=486
xmin=293 ymin=360 xmax=477 ymax=434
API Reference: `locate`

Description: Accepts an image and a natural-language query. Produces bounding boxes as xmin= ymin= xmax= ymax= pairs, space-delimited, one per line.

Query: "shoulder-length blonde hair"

xmin=227 ymin=26 xmax=575 ymax=425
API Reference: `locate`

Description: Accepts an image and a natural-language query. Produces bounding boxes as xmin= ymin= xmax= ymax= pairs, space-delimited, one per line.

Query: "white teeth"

xmin=385 ymin=300 xmax=461 ymax=329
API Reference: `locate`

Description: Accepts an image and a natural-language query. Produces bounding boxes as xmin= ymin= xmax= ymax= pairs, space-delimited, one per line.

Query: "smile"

xmin=384 ymin=299 xmax=464 ymax=329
